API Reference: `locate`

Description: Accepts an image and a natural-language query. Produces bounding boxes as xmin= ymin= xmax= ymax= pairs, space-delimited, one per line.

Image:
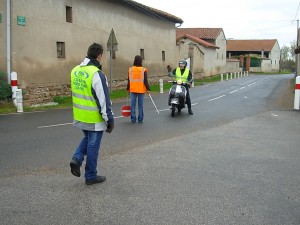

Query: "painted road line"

xmin=38 ymin=122 xmax=72 ymax=128
xmin=229 ymin=90 xmax=238 ymax=94
xmin=208 ymin=95 xmax=226 ymax=102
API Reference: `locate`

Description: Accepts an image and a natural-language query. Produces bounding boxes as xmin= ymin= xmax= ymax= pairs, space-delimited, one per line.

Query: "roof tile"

xmin=227 ymin=39 xmax=278 ymax=51
xmin=176 ymin=28 xmax=224 ymax=40
xmin=177 ymin=34 xmax=219 ymax=49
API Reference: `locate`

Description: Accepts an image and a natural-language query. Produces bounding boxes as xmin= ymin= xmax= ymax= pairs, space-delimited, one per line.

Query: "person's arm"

xmin=92 ymin=71 xmax=114 ymax=127
xmin=167 ymin=65 xmax=175 ymax=77
xmin=144 ymin=71 xmax=151 ymax=91
xmin=187 ymin=71 xmax=194 ymax=87
xmin=127 ymin=71 xmax=130 ymax=92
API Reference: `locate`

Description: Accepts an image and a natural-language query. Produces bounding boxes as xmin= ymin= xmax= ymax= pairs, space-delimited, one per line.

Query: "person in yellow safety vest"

xmin=127 ymin=55 xmax=151 ymax=123
xmin=167 ymin=60 xmax=194 ymax=115
xmin=69 ymin=43 xmax=114 ymax=185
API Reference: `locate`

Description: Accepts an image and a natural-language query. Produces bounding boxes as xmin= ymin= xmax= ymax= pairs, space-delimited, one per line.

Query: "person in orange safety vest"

xmin=127 ymin=55 xmax=151 ymax=123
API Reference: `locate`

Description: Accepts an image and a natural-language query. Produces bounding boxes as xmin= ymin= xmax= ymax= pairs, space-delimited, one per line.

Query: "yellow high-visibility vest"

xmin=175 ymin=68 xmax=189 ymax=82
xmin=71 ymin=65 xmax=104 ymax=123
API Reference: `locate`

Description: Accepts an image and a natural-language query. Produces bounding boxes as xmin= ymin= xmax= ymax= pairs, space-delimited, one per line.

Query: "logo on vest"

xmin=73 ymin=70 xmax=89 ymax=90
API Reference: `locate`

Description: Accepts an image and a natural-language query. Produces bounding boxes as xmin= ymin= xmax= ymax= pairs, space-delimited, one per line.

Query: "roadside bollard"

xmin=226 ymin=73 xmax=228 ymax=80
xmin=11 ymin=71 xmax=18 ymax=107
xmin=230 ymin=73 xmax=233 ymax=80
xmin=221 ymin=74 xmax=223 ymax=82
xmin=246 ymin=71 xmax=249 ymax=76
xmin=159 ymin=79 xmax=164 ymax=93
xmin=294 ymin=76 xmax=300 ymax=110
xmin=16 ymin=89 xmax=23 ymax=113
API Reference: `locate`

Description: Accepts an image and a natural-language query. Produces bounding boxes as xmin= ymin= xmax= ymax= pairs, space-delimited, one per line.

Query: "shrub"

xmin=0 ymin=72 xmax=12 ymax=100
xmin=53 ymin=96 xmax=72 ymax=104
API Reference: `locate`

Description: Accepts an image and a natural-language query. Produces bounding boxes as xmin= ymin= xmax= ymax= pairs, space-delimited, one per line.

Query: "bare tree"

xmin=281 ymin=45 xmax=290 ymax=61
xmin=290 ymin=40 xmax=296 ymax=60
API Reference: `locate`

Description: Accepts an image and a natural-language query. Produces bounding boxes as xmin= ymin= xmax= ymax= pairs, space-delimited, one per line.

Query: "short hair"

xmin=133 ymin=55 xmax=143 ymax=66
xmin=87 ymin=43 xmax=104 ymax=59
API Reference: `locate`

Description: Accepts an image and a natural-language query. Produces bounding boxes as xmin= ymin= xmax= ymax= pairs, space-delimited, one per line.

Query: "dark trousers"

xmin=186 ymin=88 xmax=192 ymax=110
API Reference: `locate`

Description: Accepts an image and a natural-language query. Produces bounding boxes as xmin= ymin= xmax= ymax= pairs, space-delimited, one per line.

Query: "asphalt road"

xmin=0 ymin=74 xmax=299 ymax=225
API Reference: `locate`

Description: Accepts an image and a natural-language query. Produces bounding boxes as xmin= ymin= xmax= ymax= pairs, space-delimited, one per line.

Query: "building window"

xmin=57 ymin=42 xmax=65 ymax=58
xmin=162 ymin=51 xmax=165 ymax=61
xmin=140 ymin=49 xmax=145 ymax=60
xmin=66 ymin=6 xmax=72 ymax=23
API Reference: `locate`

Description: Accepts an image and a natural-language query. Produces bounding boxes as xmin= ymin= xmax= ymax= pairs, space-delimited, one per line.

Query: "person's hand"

xmin=187 ymin=83 xmax=191 ymax=88
xmin=106 ymin=124 xmax=114 ymax=133
xmin=147 ymin=90 xmax=151 ymax=94
xmin=167 ymin=65 xmax=172 ymax=72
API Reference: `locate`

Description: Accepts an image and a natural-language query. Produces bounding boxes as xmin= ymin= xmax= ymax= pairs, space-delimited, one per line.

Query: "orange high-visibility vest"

xmin=128 ymin=66 xmax=147 ymax=93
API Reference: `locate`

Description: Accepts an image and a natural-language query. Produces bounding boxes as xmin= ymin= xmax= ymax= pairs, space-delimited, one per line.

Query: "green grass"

xmin=0 ymin=100 xmax=17 ymax=114
xmin=252 ymin=71 xmax=293 ymax=75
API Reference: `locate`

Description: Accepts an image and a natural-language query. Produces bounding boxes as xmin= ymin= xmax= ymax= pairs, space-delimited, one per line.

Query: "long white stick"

xmin=148 ymin=93 xmax=159 ymax=114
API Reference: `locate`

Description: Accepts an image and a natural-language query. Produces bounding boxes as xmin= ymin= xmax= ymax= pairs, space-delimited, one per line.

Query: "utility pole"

xmin=107 ymin=29 xmax=118 ymax=92
xmin=7 ymin=0 xmax=11 ymax=83
xmin=296 ymin=19 xmax=299 ymax=77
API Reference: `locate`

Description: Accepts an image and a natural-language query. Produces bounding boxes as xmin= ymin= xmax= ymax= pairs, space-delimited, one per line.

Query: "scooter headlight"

xmin=177 ymin=80 xmax=182 ymax=85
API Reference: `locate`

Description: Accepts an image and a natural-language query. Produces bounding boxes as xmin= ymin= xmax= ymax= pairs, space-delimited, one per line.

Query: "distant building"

xmin=176 ymin=28 xmax=227 ymax=77
xmin=227 ymin=39 xmax=280 ymax=73
xmin=0 ymin=0 xmax=183 ymax=105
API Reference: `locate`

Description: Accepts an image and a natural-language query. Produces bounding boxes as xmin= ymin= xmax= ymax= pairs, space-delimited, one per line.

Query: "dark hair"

xmin=87 ymin=43 xmax=104 ymax=59
xmin=133 ymin=55 xmax=143 ymax=66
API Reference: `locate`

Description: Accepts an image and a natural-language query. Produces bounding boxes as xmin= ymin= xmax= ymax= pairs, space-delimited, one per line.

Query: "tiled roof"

xmin=176 ymin=28 xmax=224 ymax=40
xmin=227 ymin=39 xmax=278 ymax=51
xmin=123 ymin=0 xmax=183 ymax=24
xmin=177 ymin=34 xmax=219 ymax=49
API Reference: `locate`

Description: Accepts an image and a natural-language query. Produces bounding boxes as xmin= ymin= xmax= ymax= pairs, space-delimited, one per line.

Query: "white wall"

xmin=269 ymin=41 xmax=280 ymax=72
xmin=1 ymin=0 xmax=178 ymax=88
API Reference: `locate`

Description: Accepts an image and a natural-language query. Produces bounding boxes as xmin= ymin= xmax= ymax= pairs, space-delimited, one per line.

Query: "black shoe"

xmin=70 ymin=157 xmax=81 ymax=177
xmin=188 ymin=109 xmax=193 ymax=115
xmin=85 ymin=175 xmax=106 ymax=185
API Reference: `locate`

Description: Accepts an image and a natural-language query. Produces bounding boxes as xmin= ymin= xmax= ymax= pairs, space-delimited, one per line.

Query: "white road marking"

xmin=38 ymin=122 xmax=72 ymax=128
xmin=229 ymin=90 xmax=238 ymax=94
xmin=208 ymin=95 xmax=226 ymax=102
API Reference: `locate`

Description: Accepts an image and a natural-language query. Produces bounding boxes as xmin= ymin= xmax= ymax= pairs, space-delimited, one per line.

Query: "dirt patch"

xmin=275 ymin=78 xmax=295 ymax=110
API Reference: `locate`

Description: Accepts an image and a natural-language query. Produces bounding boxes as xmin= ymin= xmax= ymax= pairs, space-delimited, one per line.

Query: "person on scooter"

xmin=167 ymin=60 xmax=193 ymax=115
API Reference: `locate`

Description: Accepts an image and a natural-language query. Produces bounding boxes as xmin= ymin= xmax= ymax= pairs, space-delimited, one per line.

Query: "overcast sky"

xmin=137 ymin=0 xmax=300 ymax=47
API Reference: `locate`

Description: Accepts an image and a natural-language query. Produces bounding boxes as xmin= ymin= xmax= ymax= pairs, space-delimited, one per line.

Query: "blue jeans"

xmin=130 ymin=92 xmax=144 ymax=122
xmin=73 ymin=130 xmax=103 ymax=180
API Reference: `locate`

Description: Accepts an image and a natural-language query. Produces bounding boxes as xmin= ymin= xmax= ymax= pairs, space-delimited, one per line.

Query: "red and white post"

xmin=294 ymin=76 xmax=300 ymax=110
xmin=11 ymin=71 xmax=18 ymax=106
xmin=11 ymin=71 xmax=23 ymax=112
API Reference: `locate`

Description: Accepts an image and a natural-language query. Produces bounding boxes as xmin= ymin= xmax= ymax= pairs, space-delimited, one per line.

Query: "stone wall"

xmin=22 ymin=77 xmax=165 ymax=106
xmin=23 ymin=84 xmax=71 ymax=106
xmin=22 ymin=73 xmax=203 ymax=106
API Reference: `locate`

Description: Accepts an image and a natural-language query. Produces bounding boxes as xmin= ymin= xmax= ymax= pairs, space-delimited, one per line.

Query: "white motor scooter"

xmin=168 ymin=80 xmax=187 ymax=117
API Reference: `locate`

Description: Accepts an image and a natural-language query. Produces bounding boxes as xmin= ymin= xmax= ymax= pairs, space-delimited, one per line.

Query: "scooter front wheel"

xmin=171 ymin=104 xmax=176 ymax=117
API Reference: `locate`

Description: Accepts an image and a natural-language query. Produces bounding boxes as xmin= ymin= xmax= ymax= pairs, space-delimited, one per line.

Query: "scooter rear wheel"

xmin=171 ymin=104 xmax=176 ymax=117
